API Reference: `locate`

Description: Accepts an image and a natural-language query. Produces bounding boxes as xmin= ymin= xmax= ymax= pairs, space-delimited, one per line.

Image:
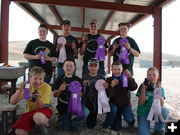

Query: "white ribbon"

xmin=147 ymin=87 xmax=164 ymax=122
xmin=57 ymin=37 xmax=67 ymax=63
xmin=95 ymin=79 xmax=110 ymax=114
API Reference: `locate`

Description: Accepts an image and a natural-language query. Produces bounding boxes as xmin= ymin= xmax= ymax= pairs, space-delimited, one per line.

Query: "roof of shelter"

xmin=12 ymin=0 xmax=175 ymax=40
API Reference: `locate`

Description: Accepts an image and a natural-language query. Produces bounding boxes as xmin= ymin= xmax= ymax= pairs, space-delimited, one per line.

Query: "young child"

xmin=102 ymin=61 xmax=137 ymax=131
xmin=82 ymin=58 xmax=108 ymax=129
xmin=10 ymin=66 xmax=52 ymax=135
xmin=53 ymin=60 xmax=88 ymax=131
xmin=136 ymin=67 xmax=169 ymax=135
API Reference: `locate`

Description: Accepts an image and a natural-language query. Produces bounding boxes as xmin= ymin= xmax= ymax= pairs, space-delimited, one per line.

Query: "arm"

xmin=109 ymin=43 xmax=118 ymax=56
xmin=53 ymin=83 xmax=67 ymax=97
xmin=45 ymin=56 xmax=57 ymax=62
xmin=128 ymin=46 xmax=140 ymax=57
xmin=10 ymin=82 xmax=25 ymax=104
xmin=138 ymin=84 xmax=148 ymax=105
xmin=80 ymin=41 xmax=87 ymax=56
xmin=24 ymin=53 xmax=41 ymax=60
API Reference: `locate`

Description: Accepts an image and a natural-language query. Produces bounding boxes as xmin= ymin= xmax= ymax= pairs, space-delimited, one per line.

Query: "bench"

xmin=0 ymin=103 xmax=19 ymax=135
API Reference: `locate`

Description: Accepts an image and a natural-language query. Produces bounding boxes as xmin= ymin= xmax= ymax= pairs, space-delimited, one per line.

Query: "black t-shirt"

xmin=109 ymin=36 xmax=141 ymax=75
xmin=53 ymin=75 xmax=82 ymax=115
xmin=54 ymin=35 xmax=79 ymax=63
xmin=79 ymin=34 xmax=108 ymax=63
xmin=82 ymin=74 xmax=105 ymax=109
xmin=23 ymin=39 xmax=57 ymax=75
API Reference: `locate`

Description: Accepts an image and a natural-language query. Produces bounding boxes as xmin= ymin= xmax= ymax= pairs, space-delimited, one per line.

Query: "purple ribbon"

xmin=122 ymin=71 xmax=128 ymax=87
xmin=67 ymin=81 xmax=83 ymax=117
xmin=39 ymin=51 xmax=46 ymax=64
xmin=95 ymin=36 xmax=106 ymax=61
xmin=23 ymin=81 xmax=30 ymax=99
xmin=147 ymin=87 xmax=164 ymax=122
xmin=95 ymin=79 xmax=110 ymax=114
xmin=118 ymin=38 xmax=130 ymax=65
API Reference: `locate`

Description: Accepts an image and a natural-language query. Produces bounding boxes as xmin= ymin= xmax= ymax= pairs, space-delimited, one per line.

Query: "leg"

xmin=44 ymin=74 xmax=52 ymax=84
xmin=154 ymin=107 xmax=169 ymax=133
xmin=59 ymin=113 xmax=72 ymax=131
xmin=102 ymin=103 xmax=118 ymax=129
xmin=82 ymin=63 xmax=88 ymax=78
xmin=15 ymin=129 xmax=29 ymax=135
xmin=122 ymin=104 xmax=135 ymax=126
xmin=98 ymin=61 xmax=106 ymax=77
xmin=111 ymin=107 xmax=122 ymax=131
xmin=137 ymin=114 xmax=151 ymax=135
xmin=86 ymin=106 xmax=97 ymax=129
xmin=33 ymin=112 xmax=49 ymax=126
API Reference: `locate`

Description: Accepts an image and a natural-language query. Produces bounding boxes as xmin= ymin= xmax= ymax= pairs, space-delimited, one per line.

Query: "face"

xmin=119 ymin=25 xmax=129 ymax=37
xmin=38 ymin=27 xmax=48 ymax=40
xmin=90 ymin=23 xmax=97 ymax=34
xmin=147 ymin=70 xmax=159 ymax=85
xmin=112 ymin=65 xmax=123 ymax=77
xmin=62 ymin=24 xmax=71 ymax=33
xmin=30 ymin=73 xmax=45 ymax=89
xmin=63 ymin=61 xmax=75 ymax=75
xmin=88 ymin=64 xmax=99 ymax=74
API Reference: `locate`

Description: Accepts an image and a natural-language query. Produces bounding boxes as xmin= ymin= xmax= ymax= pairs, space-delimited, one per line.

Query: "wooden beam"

xmin=47 ymin=24 xmax=119 ymax=36
xmin=11 ymin=0 xmax=154 ymax=14
xmin=81 ymin=8 xmax=85 ymax=37
xmin=48 ymin=5 xmax=63 ymax=25
xmin=153 ymin=7 xmax=162 ymax=80
xmin=15 ymin=2 xmax=58 ymax=35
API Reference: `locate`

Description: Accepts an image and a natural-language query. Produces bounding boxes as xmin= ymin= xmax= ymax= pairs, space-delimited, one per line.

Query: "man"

xmin=79 ymin=19 xmax=108 ymax=77
xmin=109 ymin=23 xmax=140 ymax=75
xmin=23 ymin=24 xmax=57 ymax=83
xmin=54 ymin=20 xmax=79 ymax=77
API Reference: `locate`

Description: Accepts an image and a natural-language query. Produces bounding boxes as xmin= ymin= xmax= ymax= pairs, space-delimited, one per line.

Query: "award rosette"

xmin=122 ymin=71 xmax=128 ymax=87
xmin=147 ymin=87 xmax=164 ymax=122
xmin=118 ymin=38 xmax=130 ymax=65
xmin=95 ymin=79 xmax=110 ymax=114
xmin=39 ymin=51 xmax=46 ymax=64
xmin=23 ymin=82 xmax=30 ymax=99
xmin=67 ymin=81 xmax=83 ymax=117
xmin=57 ymin=36 xmax=67 ymax=63
xmin=95 ymin=36 xmax=106 ymax=61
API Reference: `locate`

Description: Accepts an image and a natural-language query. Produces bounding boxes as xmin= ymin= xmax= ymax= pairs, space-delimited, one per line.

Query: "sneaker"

xmin=40 ymin=126 xmax=50 ymax=135
xmin=154 ymin=131 xmax=164 ymax=135
xmin=110 ymin=130 xmax=118 ymax=135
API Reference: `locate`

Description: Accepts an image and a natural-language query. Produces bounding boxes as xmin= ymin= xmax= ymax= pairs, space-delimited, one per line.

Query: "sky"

xmin=9 ymin=0 xmax=180 ymax=56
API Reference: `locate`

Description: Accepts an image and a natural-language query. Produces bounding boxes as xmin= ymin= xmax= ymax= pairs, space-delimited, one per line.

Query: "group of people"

xmin=10 ymin=19 xmax=169 ymax=135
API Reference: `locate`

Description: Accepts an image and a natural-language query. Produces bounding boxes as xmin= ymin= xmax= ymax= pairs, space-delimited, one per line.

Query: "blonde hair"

xmin=147 ymin=66 xmax=159 ymax=75
xmin=29 ymin=66 xmax=45 ymax=78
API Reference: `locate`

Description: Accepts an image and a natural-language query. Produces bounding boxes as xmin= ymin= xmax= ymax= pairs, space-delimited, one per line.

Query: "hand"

xmin=125 ymin=42 xmax=131 ymax=50
xmin=57 ymin=43 xmax=63 ymax=51
xmin=103 ymin=82 xmax=109 ymax=89
xmin=83 ymin=80 xmax=89 ymax=87
xmin=112 ymin=42 xmax=118 ymax=49
xmin=59 ymin=83 xmax=67 ymax=91
xmin=124 ymin=69 xmax=131 ymax=78
xmin=35 ymin=54 xmax=41 ymax=60
xmin=71 ymin=41 xmax=77 ymax=49
xmin=44 ymin=55 xmax=50 ymax=61
xmin=19 ymin=82 xmax=26 ymax=92
xmin=111 ymin=79 xmax=119 ymax=87
xmin=82 ymin=34 xmax=88 ymax=42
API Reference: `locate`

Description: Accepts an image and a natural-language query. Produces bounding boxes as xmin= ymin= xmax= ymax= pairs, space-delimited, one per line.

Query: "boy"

xmin=83 ymin=58 xmax=108 ymax=128
xmin=102 ymin=61 xmax=137 ymax=131
xmin=136 ymin=67 xmax=169 ymax=135
xmin=53 ymin=60 xmax=88 ymax=131
xmin=23 ymin=24 xmax=57 ymax=83
xmin=10 ymin=66 xmax=52 ymax=135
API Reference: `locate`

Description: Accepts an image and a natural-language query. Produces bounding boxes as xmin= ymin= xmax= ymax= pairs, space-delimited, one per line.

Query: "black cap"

xmin=88 ymin=58 xmax=99 ymax=65
xmin=61 ymin=20 xmax=71 ymax=25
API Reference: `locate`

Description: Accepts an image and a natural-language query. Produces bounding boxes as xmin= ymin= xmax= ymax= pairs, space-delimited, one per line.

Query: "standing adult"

xmin=23 ymin=24 xmax=57 ymax=83
xmin=109 ymin=23 xmax=140 ymax=76
xmin=54 ymin=20 xmax=79 ymax=77
xmin=79 ymin=19 xmax=108 ymax=77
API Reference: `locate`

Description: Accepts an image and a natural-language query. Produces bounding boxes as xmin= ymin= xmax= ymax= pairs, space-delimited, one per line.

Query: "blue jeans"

xmin=59 ymin=106 xmax=90 ymax=131
xmin=102 ymin=103 xmax=135 ymax=131
xmin=44 ymin=74 xmax=52 ymax=84
xmin=137 ymin=107 xmax=169 ymax=135
xmin=82 ymin=61 xmax=106 ymax=77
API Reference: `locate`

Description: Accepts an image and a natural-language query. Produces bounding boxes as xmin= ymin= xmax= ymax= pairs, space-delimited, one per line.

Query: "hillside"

xmin=8 ymin=41 xmax=180 ymax=65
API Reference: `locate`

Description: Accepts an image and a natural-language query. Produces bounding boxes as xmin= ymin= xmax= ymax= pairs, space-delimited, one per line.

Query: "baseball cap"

xmin=89 ymin=19 xmax=97 ymax=25
xmin=88 ymin=58 xmax=99 ymax=65
xmin=61 ymin=20 xmax=71 ymax=25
